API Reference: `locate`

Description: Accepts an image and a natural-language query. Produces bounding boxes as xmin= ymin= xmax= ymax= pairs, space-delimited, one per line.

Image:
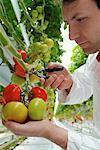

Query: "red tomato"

xmin=17 ymin=49 xmax=26 ymax=61
xmin=14 ymin=63 xmax=26 ymax=78
xmin=30 ymin=86 xmax=47 ymax=102
xmin=13 ymin=49 xmax=26 ymax=64
xmin=46 ymin=106 xmax=49 ymax=111
xmin=3 ymin=84 xmax=21 ymax=103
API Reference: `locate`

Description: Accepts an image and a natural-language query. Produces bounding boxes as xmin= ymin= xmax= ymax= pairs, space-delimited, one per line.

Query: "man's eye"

xmin=76 ymin=18 xmax=86 ymax=22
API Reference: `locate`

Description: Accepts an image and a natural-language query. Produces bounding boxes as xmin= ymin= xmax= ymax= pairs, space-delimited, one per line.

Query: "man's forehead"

xmin=62 ymin=0 xmax=80 ymax=21
xmin=62 ymin=0 xmax=92 ymax=21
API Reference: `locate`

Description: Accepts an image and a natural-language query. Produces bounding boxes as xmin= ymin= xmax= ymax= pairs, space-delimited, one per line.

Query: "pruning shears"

xmin=32 ymin=66 xmax=64 ymax=79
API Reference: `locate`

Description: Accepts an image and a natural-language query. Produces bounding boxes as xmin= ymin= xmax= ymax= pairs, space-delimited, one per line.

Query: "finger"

xmin=50 ymin=75 xmax=64 ymax=89
xmin=4 ymin=121 xmax=20 ymax=129
xmin=44 ymin=74 xmax=57 ymax=87
xmin=3 ymin=121 xmax=24 ymax=135
xmin=58 ymin=79 xmax=67 ymax=90
xmin=4 ymin=121 xmax=41 ymax=136
xmin=40 ymin=78 xmax=45 ymax=85
xmin=58 ymin=77 xmax=73 ymax=90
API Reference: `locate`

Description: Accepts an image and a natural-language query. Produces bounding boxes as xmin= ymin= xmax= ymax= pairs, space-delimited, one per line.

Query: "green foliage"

xmin=45 ymin=0 xmax=63 ymax=39
xmin=55 ymin=97 xmax=93 ymax=121
xmin=0 ymin=0 xmax=63 ymax=66
xmin=68 ymin=45 xmax=88 ymax=73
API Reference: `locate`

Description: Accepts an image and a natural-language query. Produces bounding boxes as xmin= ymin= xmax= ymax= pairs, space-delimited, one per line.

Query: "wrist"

xmin=47 ymin=123 xmax=68 ymax=149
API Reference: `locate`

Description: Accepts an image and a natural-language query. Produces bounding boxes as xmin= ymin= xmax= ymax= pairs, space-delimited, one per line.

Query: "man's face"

xmin=63 ymin=0 xmax=100 ymax=54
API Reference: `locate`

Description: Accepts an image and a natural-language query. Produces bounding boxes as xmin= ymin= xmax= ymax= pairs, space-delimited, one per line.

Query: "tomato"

xmin=14 ymin=63 xmax=26 ymax=78
xmin=17 ymin=49 xmax=26 ymax=61
xmin=32 ymin=10 xmax=38 ymax=18
xmin=2 ymin=101 xmax=28 ymax=123
xmin=44 ymin=38 xmax=54 ymax=49
xmin=29 ymin=74 xmax=39 ymax=83
xmin=3 ymin=84 xmax=21 ymax=103
xmin=30 ymin=86 xmax=47 ymax=102
xmin=40 ymin=44 xmax=48 ymax=52
xmin=38 ymin=14 xmax=43 ymax=20
xmin=28 ymin=98 xmax=46 ymax=121
xmin=13 ymin=49 xmax=26 ymax=64
xmin=36 ymin=6 xmax=43 ymax=13
xmin=11 ymin=73 xmax=25 ymax=87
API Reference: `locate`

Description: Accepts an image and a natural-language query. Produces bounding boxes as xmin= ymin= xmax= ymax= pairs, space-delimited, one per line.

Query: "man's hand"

xmin=40 ymin=63 xmax=73 ymax=92
xmin=2 ymin=119 xmax=68 ymax=149
xmin=2 ymin=119 xmax=51 ymax=137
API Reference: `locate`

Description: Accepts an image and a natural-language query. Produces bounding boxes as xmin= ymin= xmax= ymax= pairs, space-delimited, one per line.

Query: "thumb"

xmin=48 ymin=62 xmax=62 ymax=69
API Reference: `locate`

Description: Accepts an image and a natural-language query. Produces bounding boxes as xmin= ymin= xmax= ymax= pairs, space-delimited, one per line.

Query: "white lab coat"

xmin=58 ymin=51 xmax=100 ymax=149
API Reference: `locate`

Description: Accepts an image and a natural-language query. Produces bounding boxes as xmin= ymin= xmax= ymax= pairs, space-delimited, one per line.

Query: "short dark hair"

xmin=63 ymin=0 xmax=100 ymax=9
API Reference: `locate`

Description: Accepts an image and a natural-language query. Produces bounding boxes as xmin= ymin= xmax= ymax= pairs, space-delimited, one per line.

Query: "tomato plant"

xmin=0 ymin=0 xmax=63 ymax=121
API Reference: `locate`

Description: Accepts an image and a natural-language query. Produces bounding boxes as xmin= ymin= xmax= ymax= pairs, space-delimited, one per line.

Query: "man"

xmin=3 ymin=0 xmax=100 ymax=149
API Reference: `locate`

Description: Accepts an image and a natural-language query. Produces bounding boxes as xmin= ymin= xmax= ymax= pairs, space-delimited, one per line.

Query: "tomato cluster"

xmin=1 ymin=83 xmax=48 ymax=123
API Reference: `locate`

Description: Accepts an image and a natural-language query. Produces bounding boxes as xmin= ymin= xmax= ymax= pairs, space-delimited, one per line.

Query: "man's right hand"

xmin=40 ymin=62 xmax=73 ymax=93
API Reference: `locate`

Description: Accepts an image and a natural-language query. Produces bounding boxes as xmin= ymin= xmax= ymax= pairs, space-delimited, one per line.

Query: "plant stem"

xmin=0 ymin=23 xmax=28 ymax=72
xmin=0 ymin=16 xmax=25 ymax=49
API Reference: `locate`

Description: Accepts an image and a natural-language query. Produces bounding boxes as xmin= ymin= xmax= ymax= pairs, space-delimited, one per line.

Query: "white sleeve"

xmin=67 ymin=128 xmax=100 ymax=150
xmin=58 ymin=64 xmax=93 ymax=105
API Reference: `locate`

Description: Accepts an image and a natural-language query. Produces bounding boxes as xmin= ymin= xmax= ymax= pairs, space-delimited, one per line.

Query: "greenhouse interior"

xmin=0 ymin=0 xmax=100 ymax=150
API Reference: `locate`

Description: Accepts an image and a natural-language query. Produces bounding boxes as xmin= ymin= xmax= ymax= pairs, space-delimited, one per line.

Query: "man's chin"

xmin=82 ymin=47 xmax=98 ymax=55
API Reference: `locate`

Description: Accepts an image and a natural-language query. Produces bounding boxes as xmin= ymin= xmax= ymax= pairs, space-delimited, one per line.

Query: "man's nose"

xmin=68 ymin=25 xmax=80 ymax=41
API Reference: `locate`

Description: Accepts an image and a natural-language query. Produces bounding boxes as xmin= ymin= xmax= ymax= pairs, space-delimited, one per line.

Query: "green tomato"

xmin=36 ymin=6 xmax=43 ymax=13
xmin=40 ymin=44 xmax=48 ymax=52
xmin=33 ymin=42 xmax=41 ymax=50
xmin=44 ymin=38 xmax=54 ymax=49
xmin=44 ymin=20 xmax=49 ymax=26
xmin=32 ymin=10 xmax=38 ymax=18
xmin=37 ymin=14 xmax=43 ymax=20
xmin=28 ymin=98 xmax=46 ymax=121
xmin=11 ymin=73 xmax=25 ymax=87
xmin=39 ymin=25 xmax=47 ymax=31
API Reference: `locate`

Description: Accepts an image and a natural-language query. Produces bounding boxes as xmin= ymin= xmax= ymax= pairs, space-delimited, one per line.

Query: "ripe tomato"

xmin=2 ymin=101 xmax=28 ymax=123
xmin=30 ymin=86 xmax=47 ymax=102
xmin=3 ymin=84 xmax=21 ymax=103
xmin=13 ymin=49 xmax=26 ymax=64
xmin=14 ymin=63 xmax=26 ymax=78
xmin=17 ymin=49 xmax=26 ymax=60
